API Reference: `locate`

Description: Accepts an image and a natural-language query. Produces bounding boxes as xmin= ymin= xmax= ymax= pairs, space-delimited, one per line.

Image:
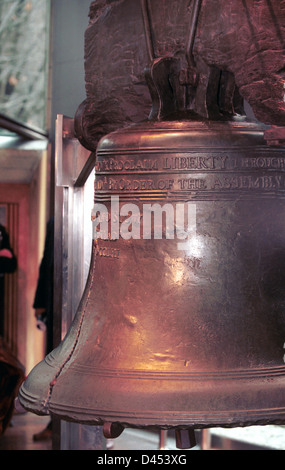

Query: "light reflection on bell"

xmin=18 ymin=117 xmax=285 ymax=448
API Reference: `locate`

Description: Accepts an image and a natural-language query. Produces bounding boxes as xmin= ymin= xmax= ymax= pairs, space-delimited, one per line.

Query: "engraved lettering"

xmin=241 ymin=157 xmax=285 ymax=169
xmin=218 ymin=155 xmax=228 ymax=169
xmin=275 ymin=175 xmax=282 ymax=188
xmin=211 ymin=175 xmax=285 ymax=190
xmin=94 ymin=178 xmax=106 ymax=190
xmin=249 ymin=177 xmax=260 ymax=189
xmin=95 ymin=174 xmax=285 ymax=194
xmin=104 ymin=178 xmax=175 ymax=191
xmin=178 ymin=178 xmax=207 ymax=190
xmin=212 ymin=177 xmax=223 ymax=189
xmin=95 ymin=154 xmax=285 ymax=174
xmin=95 ymin=245 xmax=120 ymax=259
xmin=162 ymin=156 xmax=215 ymax=170
xmin=162 ymin=158 xmax=171 ymax=169
xmin=95 ymin=158 xmax=158 ymax=172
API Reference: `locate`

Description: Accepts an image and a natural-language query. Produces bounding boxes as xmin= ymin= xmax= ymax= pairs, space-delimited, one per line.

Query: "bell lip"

xmin=46 ymin=404 xmax=285 ymax=431
xmin=18 ymin=366 xmax=285 ymax=430
xmin=17 ymin=381 xmax=50 ymax=417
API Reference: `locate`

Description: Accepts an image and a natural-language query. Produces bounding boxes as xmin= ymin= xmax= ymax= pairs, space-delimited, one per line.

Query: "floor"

xmin=0 ymin=412 xmax=52 ymax=450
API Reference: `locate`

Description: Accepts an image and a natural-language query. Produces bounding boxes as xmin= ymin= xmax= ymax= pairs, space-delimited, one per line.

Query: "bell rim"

xmin=19 ymin=370 xmax=285 ymax=429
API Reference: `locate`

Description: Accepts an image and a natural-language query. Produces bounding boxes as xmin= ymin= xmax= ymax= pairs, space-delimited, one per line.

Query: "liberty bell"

xmin=18 ymin=0 xmax=285 ymax=449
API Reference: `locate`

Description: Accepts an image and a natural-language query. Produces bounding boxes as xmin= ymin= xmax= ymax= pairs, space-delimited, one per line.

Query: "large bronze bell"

xmin=18 ymin=0 xmax=285 ymax=449
xmin=19 ymin=115 xmax=285 ymax=446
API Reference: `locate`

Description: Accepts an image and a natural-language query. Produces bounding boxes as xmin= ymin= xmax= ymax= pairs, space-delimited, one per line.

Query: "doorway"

xmin=0 ymin=201 xmax=19 ymax=353
xmin=0 ymin=136 xmax=49 ymax=374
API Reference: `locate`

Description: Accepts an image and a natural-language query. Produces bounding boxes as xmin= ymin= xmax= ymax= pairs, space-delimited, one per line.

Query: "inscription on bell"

xmin=95 ymin=243 xmax=120 ymax=259
xmin=95 ymin=177 xmax=176 ymax=191
xmin=95 ymin=148 xmax=285 ymax=200
xmin=212 ymin=175 xmax=283 ymax=190
xmin=95 ymin=158 xmax=159 ymax=172
xmin=162 ymin=155 xmax=227 ymax=170
xmin=241 ymin=157 xmax=285 ymax=169
xmin=95 ymin=153 xmax=285 ymax=173
xmin=95 ymin=174 xmax=285 ymax=194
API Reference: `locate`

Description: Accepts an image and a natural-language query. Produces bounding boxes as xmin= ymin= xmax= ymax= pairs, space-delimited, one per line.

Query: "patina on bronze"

xmin=18 ymin=0 xmax=285 ymax=449
xmin=19 ymin=116 xmax=285 ymax=443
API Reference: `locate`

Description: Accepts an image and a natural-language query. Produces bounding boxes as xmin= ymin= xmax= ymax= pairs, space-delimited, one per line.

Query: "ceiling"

xmin=0 ymin=114 xmax=48 ymax=184
xmin=0 ymin=136 xmax=48 ymax=184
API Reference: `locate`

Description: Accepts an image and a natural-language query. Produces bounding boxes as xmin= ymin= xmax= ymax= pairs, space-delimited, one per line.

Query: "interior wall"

xmin=26 ymin=149 xmax=49 ymax=374
xmin=49 ymin=0 xmax=90 ymax=126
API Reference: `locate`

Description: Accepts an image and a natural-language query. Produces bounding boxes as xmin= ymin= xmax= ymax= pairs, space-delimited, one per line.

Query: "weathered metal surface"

xmin=19 ymin=117 xmax=285 ymax=431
